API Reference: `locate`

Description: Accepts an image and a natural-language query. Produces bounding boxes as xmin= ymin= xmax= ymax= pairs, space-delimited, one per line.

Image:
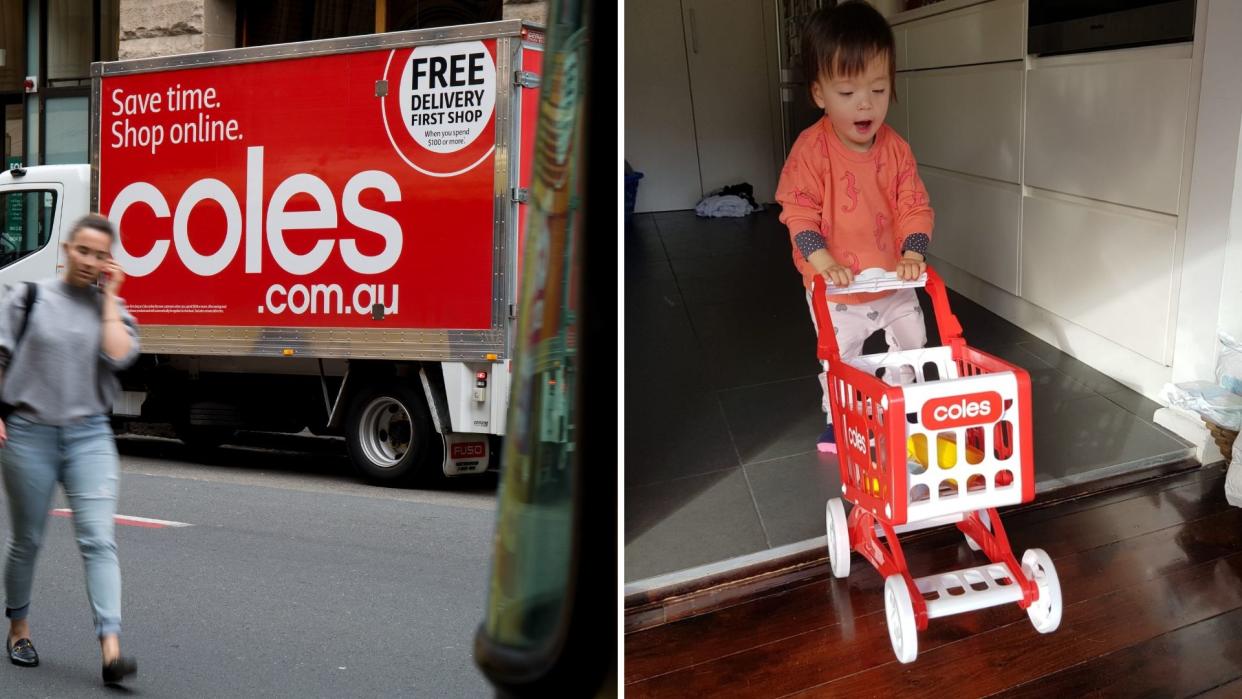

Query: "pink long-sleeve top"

xmin=776 ymin=118 xmax=934 ymax=305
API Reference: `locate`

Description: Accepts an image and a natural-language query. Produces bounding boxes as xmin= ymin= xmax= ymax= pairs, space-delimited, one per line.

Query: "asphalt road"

xmin=0 ymin=431 xmax=500 ymax=697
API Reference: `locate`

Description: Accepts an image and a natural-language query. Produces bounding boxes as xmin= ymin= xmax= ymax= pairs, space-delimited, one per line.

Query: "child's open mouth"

xmin=854 ymin=120 xmax=873 ymax=134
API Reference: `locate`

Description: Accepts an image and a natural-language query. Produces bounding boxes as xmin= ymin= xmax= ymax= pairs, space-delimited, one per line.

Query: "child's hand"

xmin=896 ymin=251 xmax=926 ymax=281
xmin=809 ymin=250 xmax=854 ymax=288
xmin=823 ymin=263 xmax=854 ymax=288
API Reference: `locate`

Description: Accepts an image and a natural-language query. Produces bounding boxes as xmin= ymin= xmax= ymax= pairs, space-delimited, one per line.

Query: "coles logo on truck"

xmin=98 ymin=40 xmax=505 ymax=330
xmin=921 ymin=392 xmax=1003 ymax=430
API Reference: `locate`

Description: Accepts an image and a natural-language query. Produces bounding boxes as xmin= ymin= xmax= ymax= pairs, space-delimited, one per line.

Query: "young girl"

xmin=775 ymin=1 xmax=933 ymax=452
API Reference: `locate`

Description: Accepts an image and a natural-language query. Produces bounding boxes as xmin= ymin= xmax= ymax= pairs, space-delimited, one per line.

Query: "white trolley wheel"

xmin=1021 ymin=548 xmax=1062 ymax=633
xmin=884 ymin=575 xmax=919 ymax=663
xmin=965 ymin=509 xmax=991 ymax=552
xmin=825 ymin=498 xmax=851 ymax=578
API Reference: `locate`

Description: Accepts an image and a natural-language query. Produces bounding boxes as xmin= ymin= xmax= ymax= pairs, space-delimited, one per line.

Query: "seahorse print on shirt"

xmin=794 ymin=188 xmax=820 ymax=208
xmin=816 ymin=131 xmax=830 ymax=158
xmin=841 ymin=250 xmax=861 ymax=274
xmin=840 ymin=171 xmax=859 ymax=213
xmin=895 ymin=162 xmax=916 ymax=189
xmin=873 ymin=213 xmax=889 ymax=251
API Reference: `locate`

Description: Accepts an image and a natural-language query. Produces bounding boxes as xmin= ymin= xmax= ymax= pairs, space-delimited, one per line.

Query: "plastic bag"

xmin=1226 ymin=435 xmax=1242 ymax=508
xmin=1219 ymin=332 xmax=1242 ymax=395
xmin=1161 ymin=380 xmax=1242 ymax=431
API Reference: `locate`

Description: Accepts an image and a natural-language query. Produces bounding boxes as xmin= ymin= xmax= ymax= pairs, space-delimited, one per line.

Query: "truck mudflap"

xmin=441 ymin=432 xmax=491 ymax=476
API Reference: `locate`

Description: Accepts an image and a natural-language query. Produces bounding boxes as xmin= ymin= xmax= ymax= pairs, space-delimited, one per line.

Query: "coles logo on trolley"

xmin=922 ymin=391 xmax=1003 ymax=430
xmin=846 ymin=426 xmax=868 ymax=454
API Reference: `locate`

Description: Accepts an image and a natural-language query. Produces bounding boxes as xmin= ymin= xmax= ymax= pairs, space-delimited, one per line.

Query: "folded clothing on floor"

xmin=695 ymin=194 xmax=755 ymax=218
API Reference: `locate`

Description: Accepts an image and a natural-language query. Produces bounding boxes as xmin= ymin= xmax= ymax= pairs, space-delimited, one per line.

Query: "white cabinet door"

xmin=903 ymin=0 xmax=1024 ymax=71
xmin=1021 ymin=191 xmax=1177 ymax=363
xmin=683 ymin=0 xmax=779 ymax=203
xmin=1025 ymin=46 xmax=1192 ymax=215
xmin=889 ymin=74 xmax=910 ymax=141
xmin=625 ymin=0 xmax=703 ymax=212
xmin=905 ymin=62 xmax=1023 ymax=184
xmin=921 ymin=166 xmax=1020 ymax=295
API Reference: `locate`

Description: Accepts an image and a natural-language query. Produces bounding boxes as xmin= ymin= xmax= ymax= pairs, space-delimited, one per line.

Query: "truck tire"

xmin=345 ymin=381 xmax=441 ymax=486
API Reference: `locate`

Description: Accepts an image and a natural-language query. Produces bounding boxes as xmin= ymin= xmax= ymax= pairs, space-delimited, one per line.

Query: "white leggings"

xmin=806 ymin=287 xmax=927 ymax=413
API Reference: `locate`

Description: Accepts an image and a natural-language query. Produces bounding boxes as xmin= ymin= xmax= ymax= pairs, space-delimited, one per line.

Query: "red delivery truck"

xmin=0 ymin=20 xmax=545 ymax=485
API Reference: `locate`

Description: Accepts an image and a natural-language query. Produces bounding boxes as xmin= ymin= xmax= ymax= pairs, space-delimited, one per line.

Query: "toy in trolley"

xmin=813 ymin=267 xmax=1062 ymax=663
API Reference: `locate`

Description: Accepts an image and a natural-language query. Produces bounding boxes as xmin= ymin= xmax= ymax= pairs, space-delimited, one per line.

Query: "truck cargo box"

xmin=92 ymin=20 xmax=544 ymax=362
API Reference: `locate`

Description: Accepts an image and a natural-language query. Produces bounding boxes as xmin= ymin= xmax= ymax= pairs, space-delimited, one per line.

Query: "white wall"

xmin=1222 ymin=119 xmax=1242 ymax=345
xmin=1171 ymin=0 xmax=1242 ymax=384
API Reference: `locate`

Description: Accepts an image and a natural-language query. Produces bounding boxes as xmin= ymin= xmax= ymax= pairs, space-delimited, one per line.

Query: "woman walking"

xmin=0 ymin=213 xmax=140 ymax=685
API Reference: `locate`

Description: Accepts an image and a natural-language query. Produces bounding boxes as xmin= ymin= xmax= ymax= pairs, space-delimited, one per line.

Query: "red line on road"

xmin=49 ymin=509 xmax=191 ymax=528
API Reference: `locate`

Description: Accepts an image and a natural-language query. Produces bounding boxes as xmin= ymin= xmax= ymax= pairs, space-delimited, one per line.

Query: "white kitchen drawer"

xmin=906 ymin=62 xmax=1023 ymax=183
xmin=904 ymin=0 xmax=1023 ymax=71
xmin=1025 ymin=47 xmax=1192 ymax=215
xmin=1021 ymin=190 xmax=1176 ymax=363
xmin=921 ymin=166 xmax=1020 ymax=295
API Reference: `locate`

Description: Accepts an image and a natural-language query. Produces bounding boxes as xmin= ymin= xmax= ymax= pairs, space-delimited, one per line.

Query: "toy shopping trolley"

xmin=813 ymin=267 xmax=1062 ymax=664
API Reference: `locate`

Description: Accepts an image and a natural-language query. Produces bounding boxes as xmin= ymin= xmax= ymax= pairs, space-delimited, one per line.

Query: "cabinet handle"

xmin=688 ymin=7 xmax=700 ymax=54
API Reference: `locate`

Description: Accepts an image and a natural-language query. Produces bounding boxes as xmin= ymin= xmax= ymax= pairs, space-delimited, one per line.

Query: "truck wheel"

xmin=345 ymin=382 xmax=440 ymax=486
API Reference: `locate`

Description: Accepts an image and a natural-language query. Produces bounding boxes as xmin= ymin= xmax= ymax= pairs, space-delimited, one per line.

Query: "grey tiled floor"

xmin=624 ymin=209 xmax=1192 ymax=584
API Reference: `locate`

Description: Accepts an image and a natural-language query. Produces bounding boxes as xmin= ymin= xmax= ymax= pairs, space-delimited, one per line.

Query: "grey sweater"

xmin=0 ymin=278 xmax=140 ymax=425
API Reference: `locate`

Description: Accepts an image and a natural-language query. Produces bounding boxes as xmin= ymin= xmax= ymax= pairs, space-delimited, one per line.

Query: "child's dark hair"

xmin=70 ymin=213 xmax=116 ymax=240
xmin=802 ymin=1 xmax=897 ymax=99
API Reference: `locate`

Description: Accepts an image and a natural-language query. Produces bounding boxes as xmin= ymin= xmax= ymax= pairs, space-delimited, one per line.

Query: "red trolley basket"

xmin=812 ymin=266 xmax=1062 ymax=663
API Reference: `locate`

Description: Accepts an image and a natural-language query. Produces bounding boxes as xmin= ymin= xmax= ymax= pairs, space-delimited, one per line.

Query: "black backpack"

xmin=0 ymin=282 xmax=39 ymax=419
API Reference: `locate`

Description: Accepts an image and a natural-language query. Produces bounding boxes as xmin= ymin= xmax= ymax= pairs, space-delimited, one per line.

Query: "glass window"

xmin=47 ymin=0 xmax=92 ymax=83
xmin=0 ymin=0 xmax=25 ymax=92
xmin=43 ymin=96 xmax=87 ymax=165
xmin=22 ymin=97 xmax=37 ymax=167
xmin=100 ymin=0 xmax=119 ymax=63
xmin=237 ymin=0 xmax=376 ymax=46
xmin=4 ymin=104 xmax=22 ymax=164
xmin=0 ymin=189 xmax=56 ymax=269
xmin=386 ymin=0 xmax=501 ymax=31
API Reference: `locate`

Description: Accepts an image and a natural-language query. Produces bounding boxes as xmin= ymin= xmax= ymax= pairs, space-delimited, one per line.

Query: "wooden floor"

xmin=624 ymin=464 xmax=1242 ymax=697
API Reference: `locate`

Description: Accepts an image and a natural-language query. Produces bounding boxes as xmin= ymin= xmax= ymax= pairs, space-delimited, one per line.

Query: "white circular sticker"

xmin=399 ymin=41 xmax=496 ymax=154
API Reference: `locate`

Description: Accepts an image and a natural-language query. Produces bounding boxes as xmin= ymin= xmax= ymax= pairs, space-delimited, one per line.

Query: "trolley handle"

xmin=826 ymin=267 xmax=933 ymax=294
xmin=812 ymin=266 xmax=964 ymax=362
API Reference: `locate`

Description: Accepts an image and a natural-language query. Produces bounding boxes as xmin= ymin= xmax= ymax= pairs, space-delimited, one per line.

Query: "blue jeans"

xmin=2 ymin=414 xmax=122 ymax=637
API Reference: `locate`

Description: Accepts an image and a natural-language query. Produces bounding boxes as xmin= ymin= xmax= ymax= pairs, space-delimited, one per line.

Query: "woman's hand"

xmin=896 ymin=250 xmax=926 ymax=281
xmin=0 ymin=417 xmax=8 ymax=449
xmin=101 ymin=260 xmax=126 ymax=296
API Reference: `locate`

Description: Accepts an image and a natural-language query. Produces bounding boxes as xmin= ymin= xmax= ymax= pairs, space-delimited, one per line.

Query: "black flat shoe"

xmin=7 ymin=638 xmax=38 ymax=667
xmin=102 ymin=655 xmax=137 ymax=685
